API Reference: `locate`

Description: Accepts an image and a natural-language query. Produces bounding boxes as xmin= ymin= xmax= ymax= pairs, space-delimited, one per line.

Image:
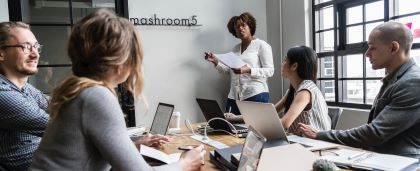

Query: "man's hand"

xmin=298 ymin=123 xmax=318 ymax=139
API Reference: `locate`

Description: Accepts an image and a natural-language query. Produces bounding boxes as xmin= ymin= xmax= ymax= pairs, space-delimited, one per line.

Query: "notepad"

xmin=321 ymin=149 xmax=418 ymax=171
xmin=214 ymin=52 xmax=247 ymax=69
xmin=139 ymin=145 xmax=181 ymax=164
xmin=287 ymin=135 xmax=340 ymax=151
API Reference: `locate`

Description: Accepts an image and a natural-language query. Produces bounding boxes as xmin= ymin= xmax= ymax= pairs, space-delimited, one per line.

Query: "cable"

xmin=203 ymin=117 xmax=238 ymax=140
xmin=184 ymin=118 xmax=197 ymax=135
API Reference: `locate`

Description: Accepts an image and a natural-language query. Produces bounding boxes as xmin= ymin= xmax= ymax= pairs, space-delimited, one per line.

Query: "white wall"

xmin=0 ymin=0 xmax=8 ymax=22
xmin=128 ymin=0 xmax=274 ymax=126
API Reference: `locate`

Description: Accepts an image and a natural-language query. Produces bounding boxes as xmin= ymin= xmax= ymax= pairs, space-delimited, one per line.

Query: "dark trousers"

xmin=225 ymin=92 xmax=269 ymax=115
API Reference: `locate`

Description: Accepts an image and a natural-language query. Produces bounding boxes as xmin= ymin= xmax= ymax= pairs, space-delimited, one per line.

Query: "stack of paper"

xmin=321 ymin=148 xmax=418 ymax=171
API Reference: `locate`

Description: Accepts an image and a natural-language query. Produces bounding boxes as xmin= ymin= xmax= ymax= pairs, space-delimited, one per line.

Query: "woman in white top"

xmin=205 ymin=12 xmax=274 ymax=116
xmin=275 ymin=46 xmax=331 ymax=135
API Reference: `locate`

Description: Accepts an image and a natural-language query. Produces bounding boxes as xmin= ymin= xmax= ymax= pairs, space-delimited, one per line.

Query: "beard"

xmin=18 ymin=67 xmax=38 ymax=76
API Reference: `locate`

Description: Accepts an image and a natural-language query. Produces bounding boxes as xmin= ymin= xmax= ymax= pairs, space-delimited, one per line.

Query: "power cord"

xmin=203 ymin=117 xmax=238 ymax=140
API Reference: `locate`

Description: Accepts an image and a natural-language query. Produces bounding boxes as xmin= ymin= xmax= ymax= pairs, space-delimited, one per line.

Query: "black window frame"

xmin=313 ymin=0 xmax=420 ymax=109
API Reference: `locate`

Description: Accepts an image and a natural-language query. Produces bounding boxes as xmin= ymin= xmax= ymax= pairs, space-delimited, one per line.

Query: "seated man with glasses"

xmin=0 ymin=21 xmax=49 ymax=170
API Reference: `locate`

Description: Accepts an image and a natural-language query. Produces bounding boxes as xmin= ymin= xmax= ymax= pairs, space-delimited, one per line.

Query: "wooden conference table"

xmin=152 ymin=124 xmax=354 ymax=171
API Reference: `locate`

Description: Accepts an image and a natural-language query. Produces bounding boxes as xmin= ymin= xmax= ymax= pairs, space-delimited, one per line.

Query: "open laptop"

xmin=231 ymin=126 xmax=266 ymax=171
xmin=236 ymin=101 xmax=288 ymax=142
xmin=196 ymin=98 xmax=247 ymax=134
xmin=149 ymin=102 xmax=175 ymax=135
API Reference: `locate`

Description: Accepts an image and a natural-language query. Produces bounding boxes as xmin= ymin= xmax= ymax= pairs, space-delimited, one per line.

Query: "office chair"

xmin=328 ymin=107 xmax=342 ymax=129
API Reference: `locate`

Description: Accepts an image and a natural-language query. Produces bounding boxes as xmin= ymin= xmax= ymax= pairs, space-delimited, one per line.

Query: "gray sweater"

xmin=29 ymin=86 xmax=182 ymax=171
xmin=317 ymin=59 xmax=420 ymax=159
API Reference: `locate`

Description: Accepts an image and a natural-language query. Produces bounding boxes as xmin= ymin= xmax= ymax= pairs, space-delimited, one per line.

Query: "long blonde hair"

xmin=49 ymin=9 xmax=144 ymax=118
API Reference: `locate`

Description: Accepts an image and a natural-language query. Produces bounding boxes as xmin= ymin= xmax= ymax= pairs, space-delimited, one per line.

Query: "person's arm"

xmin=134 ymin=133 xmax=170 ymax=147
xmin=281 ymin=90 xmax=311 ymax=129
xmin=316 ymin=78 xmax=420 ymax=148
xmin=275 ymin=89 xmax=289 ymax=113
xmin=205 ymin=52 xmax=230 ymax=73
xmin=0 ymin=91 xmax=48 ymax=136
xmin=249 ymin=41 xmax=274 ymax=78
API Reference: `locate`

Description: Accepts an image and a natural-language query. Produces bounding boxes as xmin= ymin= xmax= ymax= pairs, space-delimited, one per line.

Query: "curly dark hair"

xmin=227 ymin=12 xmax=256 ymax=38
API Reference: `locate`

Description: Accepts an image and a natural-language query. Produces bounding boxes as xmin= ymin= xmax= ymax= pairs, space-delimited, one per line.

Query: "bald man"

xmin=299 ymin=21 xmax=420 ymax=159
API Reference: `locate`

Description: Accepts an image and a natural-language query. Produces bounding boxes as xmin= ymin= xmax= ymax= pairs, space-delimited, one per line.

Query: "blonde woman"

xmin=30 ymin=9 xmax=204 ymax=171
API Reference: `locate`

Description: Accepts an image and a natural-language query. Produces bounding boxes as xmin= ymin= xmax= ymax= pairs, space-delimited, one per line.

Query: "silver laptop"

xmin=236 ymin=101 xmax=288 ymax=141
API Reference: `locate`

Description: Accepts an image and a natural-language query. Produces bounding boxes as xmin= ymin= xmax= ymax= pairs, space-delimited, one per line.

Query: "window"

xmin=313 ymin=0 xmax=420 ymax=109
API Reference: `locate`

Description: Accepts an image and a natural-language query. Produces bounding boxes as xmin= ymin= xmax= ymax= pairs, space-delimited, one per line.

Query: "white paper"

xmin=287 ymin=135 xmax=339 ymax=151
xmin=140 ymin=145 xmax=181 ymax=164
xmin=214 ymin=52 xmax=247 ymax=69
xmin=321 ymin=149 xmax=418 ymax=171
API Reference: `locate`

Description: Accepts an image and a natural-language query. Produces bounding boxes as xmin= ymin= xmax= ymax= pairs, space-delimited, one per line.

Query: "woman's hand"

xmin=224 ymin=113 xmax=244 ymax=123
xmin=204 ymin=52 xmax=218 ymax=66
xmin=232 ymin=66 xmax=251 ymax=74
xmin=134 ymin=133 xmax=170 ymax=148
xmin=179 ymin=144 xmax=206 ymax=171
xmin=298 ymin=123 xmax=318 ymax=139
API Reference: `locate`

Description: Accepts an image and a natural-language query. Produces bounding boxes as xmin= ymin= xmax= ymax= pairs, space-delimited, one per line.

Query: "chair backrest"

xmin=328 ymin=107 xmax=342 ymax=129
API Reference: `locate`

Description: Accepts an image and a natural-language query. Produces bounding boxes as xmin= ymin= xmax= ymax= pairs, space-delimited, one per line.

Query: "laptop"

xmin=149 ymin=102 xmax=175 ymax=135
xmin=232 ymin=126 xmax=266 ymax=171
xmin=236 ymin=101 xmax=288 ymax=142
xmin=196 ymin=98 xmax=247 ymax=134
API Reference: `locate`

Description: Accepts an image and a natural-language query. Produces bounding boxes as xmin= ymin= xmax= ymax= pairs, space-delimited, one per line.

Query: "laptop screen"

xmin=237 ymin=126 xmax=266 ymax=171
xmin=150 ymin=103 xmax=174 ymax=135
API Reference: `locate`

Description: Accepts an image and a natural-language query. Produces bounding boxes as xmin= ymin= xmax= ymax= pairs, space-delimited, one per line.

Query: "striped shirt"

xmin=0 ymin=74 xmax=49 ymax=170
xmin=288 ymin=80 xmax=331 ymax=135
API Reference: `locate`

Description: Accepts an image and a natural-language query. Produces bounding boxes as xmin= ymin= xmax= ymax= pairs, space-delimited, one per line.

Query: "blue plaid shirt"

xmin=0 ymin=74 xmax=49 ymax=170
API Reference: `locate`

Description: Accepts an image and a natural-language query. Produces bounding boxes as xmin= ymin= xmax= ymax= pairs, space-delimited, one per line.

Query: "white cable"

xmin=184 ymin=118 xmax=197 ymax=135
xmin=204 ymin=117 xmax=238 ymax=140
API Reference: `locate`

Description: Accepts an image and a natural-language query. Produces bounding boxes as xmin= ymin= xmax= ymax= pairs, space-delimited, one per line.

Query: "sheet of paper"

xmin=287 ymin=135 xmax=339 ymax=151
xmin=214 ymin=52 xmax=247 ymax=69
xmin=140 ymin=145 xmax=180 ymax=164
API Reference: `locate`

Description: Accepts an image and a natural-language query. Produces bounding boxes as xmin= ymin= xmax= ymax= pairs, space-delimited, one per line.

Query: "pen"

xmin=228 ymin=107 xmax=232 ymax=113
xmin=178 ymin=145 xmax=199 ymax=151
xmin=348 ymin=151 xmax=367 ymax=160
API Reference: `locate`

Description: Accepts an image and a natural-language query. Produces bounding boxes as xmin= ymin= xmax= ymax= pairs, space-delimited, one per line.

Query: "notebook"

xmin=321 ymin=148 xmax=418 ymax=171
xmin=236 ymin=126 xmax=267 ymax=171
xmin=196 ymin=98 xmax=247 ymax=134
xmin=149 ymin=103 xmax=175 ymax=135
xmin=236 ymin=101 xmax=288 ymax=141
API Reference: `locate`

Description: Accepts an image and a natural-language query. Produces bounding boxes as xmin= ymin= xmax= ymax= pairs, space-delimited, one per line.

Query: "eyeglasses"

xmin=0 ymin=42 xmax=43 ymax=54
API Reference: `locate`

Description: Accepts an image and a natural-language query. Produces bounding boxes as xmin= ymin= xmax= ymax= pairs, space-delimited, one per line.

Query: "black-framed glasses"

xmin=0 ymin=42 xmax=43 ymax=54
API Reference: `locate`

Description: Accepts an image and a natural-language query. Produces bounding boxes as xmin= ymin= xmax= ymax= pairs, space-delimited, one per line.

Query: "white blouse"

xmin=215 ymin=38 xmax=274 ymax=100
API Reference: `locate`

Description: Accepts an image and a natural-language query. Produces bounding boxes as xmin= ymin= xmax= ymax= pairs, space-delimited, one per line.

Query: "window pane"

xmin=317 ymin=6 xmax=334 ymax=30
xmin=411 ymin=49 xmax=420 ymax=67
xmin=29 ymin=66 xmax=72 ymax=94
xmin=365 ymin=1 xmax=384 ymax=21
xmin=341 ymin=80 xmax=364 ymax=104
xmin=341 ymin=54 xmax=363 ymax=78
xmin=316 ymin=31 xmax=334 ymax=52
xmin=320 ymin=80 xmax=335 ymax=101
xmin=366 ymin=58 xmax=385 ymax=77
xmin=319 ymin=57 xmax=335 ymax=78
xmin=346 ymin=5 xmax=363 ymax=25
xmin=395 ymin=15 xmax=420 ymax=44
xmin=20 ymin=0 xmax=71 ymax=24
xmin=365 ymin=22 xmax=383 ymax=41
xmin=347 ymin=25 xmax=363 ymax=44
xmin=395 ymin=0 xmax=420 ymax=16
xmin=31 ymin=26 xmax=72 ymax=64
xmin=366 ymin=79 xmax=382 ymax=104
xmin=72 ymin=0 xmax=115 ymax=23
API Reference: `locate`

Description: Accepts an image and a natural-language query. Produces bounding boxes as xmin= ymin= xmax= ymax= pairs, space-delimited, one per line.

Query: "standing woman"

xmin=275 ymin=46 xmax=331 ymax=135
xmin=205 ymin=12 xmax=274 ymax=116
xmin=30 ymin=9 xmax=204 ymax=171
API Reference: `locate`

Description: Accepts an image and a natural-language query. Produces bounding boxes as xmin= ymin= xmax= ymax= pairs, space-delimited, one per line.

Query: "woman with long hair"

xmin=274 ymin=46 xmax=331 ymax=135
xmin=30 ymin=9 xmax=204 ymax=171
